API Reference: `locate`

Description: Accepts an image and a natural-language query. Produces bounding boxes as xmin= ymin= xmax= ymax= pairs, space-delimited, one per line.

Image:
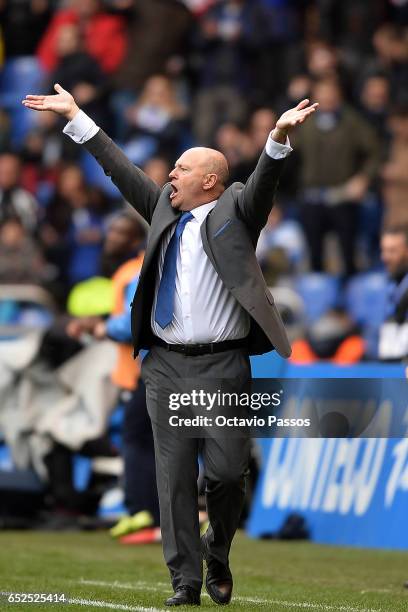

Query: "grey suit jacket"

xmin=84 ymin=130 xmax=292 ymax=358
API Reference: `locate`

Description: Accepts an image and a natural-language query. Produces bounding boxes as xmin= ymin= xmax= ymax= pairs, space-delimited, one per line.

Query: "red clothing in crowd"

xmin=37 ymin=9 xmax=127 ymax=74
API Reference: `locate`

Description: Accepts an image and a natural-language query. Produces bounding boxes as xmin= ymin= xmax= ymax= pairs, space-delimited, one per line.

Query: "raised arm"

xmin=22 ymin=84 xmax=161 ymax=223
xmin=238 ymin=99 xmax=318 ymax=234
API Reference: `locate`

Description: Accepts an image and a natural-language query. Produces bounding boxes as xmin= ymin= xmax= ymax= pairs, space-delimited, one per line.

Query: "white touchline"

xmin=80 ymin=580 xmax=170 ymax=589
xmin=79 ymin=579 xmax=170 ymax=590
xmin=360 ymin=589 xmax=393 ymax=595
xmin=69 ymin=597 xmax=164 ymax=612
xmin=77 ymin=580 xmax=385 ymax=612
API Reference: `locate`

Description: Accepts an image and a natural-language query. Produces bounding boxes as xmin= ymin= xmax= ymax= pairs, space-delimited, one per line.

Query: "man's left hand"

xmin=272 ymin=99 xmax=319 ymax=143
xmin=93 ymin=321 xmax=107 ymax=339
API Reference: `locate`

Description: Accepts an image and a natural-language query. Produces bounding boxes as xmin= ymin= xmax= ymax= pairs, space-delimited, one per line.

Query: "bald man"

xmin=23 ymin=85 xmax=318 ymax=606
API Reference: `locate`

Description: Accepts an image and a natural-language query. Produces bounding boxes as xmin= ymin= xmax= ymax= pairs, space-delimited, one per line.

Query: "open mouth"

xmin=170 ymin=184 xmax=178 ymax=200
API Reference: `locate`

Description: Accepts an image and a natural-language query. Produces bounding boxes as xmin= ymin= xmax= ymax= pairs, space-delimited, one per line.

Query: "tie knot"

xmin=175 ymin=212 xmax=193 ymax=238
xmin=179 ymin=211 xmax=194 ymax=225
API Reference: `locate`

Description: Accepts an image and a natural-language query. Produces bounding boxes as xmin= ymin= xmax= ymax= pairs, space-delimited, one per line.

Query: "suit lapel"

xmin=141 ymin=194 xmax=180 ymax=274
xmin=200 ymin=210 xmax=218 ymax=272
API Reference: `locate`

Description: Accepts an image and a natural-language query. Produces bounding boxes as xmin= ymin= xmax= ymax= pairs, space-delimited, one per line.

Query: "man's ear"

xmin=203 ymin=173 xmax=217 ymax=191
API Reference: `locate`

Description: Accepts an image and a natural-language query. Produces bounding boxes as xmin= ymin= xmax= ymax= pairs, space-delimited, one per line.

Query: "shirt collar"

xmin=190 ymin=200 xmax=217 ymax=224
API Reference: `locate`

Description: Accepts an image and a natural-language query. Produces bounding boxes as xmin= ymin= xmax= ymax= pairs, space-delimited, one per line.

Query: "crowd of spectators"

xmin=0 ymin=0 xmax=408 ymax=361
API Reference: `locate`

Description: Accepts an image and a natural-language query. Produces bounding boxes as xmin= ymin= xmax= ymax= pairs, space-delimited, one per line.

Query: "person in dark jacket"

xmin=379 ymin=225 xmax=408 ymax=361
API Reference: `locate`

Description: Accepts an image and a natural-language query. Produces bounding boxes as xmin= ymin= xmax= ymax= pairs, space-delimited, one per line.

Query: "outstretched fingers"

xmin=296 ymin=98 xmax=310 ymax=110
xmin=291 ymin=103 xmax=319 ymax=126
xmin=22 ymin=100 xmax=48 ymax=111
xmin=298 ymin=103 xmax=319 ymax=118
xmin=24 ymin=94 xmax=46 ymax=101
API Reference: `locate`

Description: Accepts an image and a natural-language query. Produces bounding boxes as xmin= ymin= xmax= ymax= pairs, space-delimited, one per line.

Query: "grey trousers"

xmin=141 ymin=345 xmax=251 ymax=592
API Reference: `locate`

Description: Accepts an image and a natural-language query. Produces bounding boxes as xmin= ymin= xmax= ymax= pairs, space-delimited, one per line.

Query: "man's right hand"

xmin=22 ymin=83 xmax=80 ymax=121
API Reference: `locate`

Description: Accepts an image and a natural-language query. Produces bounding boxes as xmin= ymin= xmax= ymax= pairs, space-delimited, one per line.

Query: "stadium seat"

xmin=295 ymin=273 xmax=341 ymax=323
xmin=0 ymin=57 xmax=45 ymax=146
xmin=0 ymin=57 xmax=43 ymax=105
xmin=345 ymin=272 xmax=388 ymax=327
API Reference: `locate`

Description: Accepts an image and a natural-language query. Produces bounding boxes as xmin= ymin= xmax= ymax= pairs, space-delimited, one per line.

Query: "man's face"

xmin=72 ymin=0 xmax=99 ymax=18
xmin=250 ymin=109 xmax=276 ymax=151
xmin=0 ymin=154 xmax=20 ymax=190
xmin=361 ymin=77 xmax=389 ymax=112
xmin=313 ymin=82 xmax=341 ymax=113
xmin=104 ymin=217 xmax=140 ymax=256
xmin=381 ymin=233 xmax=408 ymax=278
xmin=57 ymin=24 xmax=80 ymax=57
xmin=168 ymin=150 xmax=207 ymax=210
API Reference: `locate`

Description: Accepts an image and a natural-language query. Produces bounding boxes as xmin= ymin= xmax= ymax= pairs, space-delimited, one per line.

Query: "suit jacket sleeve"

xmin=83 ymin=129 xmax=161 ymax=223
xmin=236 ymin=150 xmax=285 ymax=236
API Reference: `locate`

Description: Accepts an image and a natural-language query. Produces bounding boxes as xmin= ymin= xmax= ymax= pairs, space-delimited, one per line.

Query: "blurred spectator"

xmin=67 ymin=213 xmax=160 ymax=540
xmin=101 ymin=268 xmax=160 ymax=542
xmin=358 ymin=73 xmax=391 ymax=140
xmin=295 ymin=77 xmax=381 ymax=276
xmin=0 ymin=217 xmax=47 ymax=284
xmin=253 ymin=0 xmax=304 ymax=101
xmin=381 ymin=105 xmax=408 ymax=227
xmin=19 ymin=128 xmax=58 ymax=201
xmin=370 ymin=23 xmax=408 ymax=103
xmin=47 ymin=23 xmax=109 ymax=129
xmin=378 ymin=225 xmax=408 ymax=360
xmin=316 ymin=0 xmax=386 ymax=53
xmin=0 ymin=109 xmax=11 ymax=153
xmin=306 ymin=39 xmax=342 ymax=81
xmin=230 ymin=107 xmax=300 ymax=211
xmin=65 ymin=192 xmax=106 ymax=286
xmin=37 ymin=0 xmax=127 ymax=74
xmin=0 ymin=0 xmax=52 ymax=58
xmin=114 ymin=0 xmax=192 ymax=93
xmin=66 ymin=211 xmax=146 ymax=368
xmin=275 ymin=73 xmax=312 ymax=116
xmin=291 ymin=308 xmax=365 ymax=365
xmin=99 ymin=211 xmax=146 ymax=278
xmin=25 ymin=110 xmax=81 ymax=171
xmin=40 ymin=164 xmax=110 ymax=289
xmin=256 ymin=205 xmax=307 ymax=284
xmin=214 ymin=122 xmax=250 ymax=174
xmin=142 ymin=157 xmax=171 ymax=189
xmin=192 ymin=0 xmax=272 ymax=143
xmin=0 ymin=152 xmax=39 ymax=233
xmin=123 ymin=75 xmax=189 ymax=163
xmin=356 ymin=73 xmax=391 ymax=265
xmin=230 ymin=108 xmax=277 ymax=182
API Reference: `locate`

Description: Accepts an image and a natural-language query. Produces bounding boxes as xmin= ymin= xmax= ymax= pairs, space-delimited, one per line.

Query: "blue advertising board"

xmin=247 ymin=437 xmax=408 ymax=549
xmin=247 ymin=359 xmax=408 ymax=549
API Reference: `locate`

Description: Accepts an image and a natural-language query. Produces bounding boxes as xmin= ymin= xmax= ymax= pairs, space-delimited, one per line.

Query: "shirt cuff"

xmin=63 ymin=109 xmax=99 ymax=144
xmin=265 ymin=134 xmax=292 ymax=159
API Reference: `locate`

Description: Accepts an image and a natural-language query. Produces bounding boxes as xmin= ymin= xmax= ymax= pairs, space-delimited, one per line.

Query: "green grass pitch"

xmin=1 ymin=531 xmax=407 ymax=611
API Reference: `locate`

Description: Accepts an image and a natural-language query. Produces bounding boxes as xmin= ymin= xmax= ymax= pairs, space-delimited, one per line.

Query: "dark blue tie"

xmin=154 ymin=212 xmax=194 ymax=328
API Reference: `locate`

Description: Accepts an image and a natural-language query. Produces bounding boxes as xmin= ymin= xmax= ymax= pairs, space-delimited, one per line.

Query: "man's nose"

xmin=169 ymin=169 xmax=177 ymax=179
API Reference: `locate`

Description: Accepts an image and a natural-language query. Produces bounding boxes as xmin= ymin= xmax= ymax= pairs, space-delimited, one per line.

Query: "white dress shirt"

xmin=64 ymin=110 xmax=292 ymax=344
